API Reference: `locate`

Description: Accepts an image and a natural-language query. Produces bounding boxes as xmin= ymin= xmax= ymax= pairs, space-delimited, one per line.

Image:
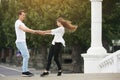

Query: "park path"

xmin=0 ymin=64 xmax=120 ymax=80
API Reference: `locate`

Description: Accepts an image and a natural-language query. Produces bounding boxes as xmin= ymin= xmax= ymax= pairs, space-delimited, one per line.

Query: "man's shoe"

xmin=40 ymin=72 xmax=49 ymax=77
xmin=22 ymin=71 xmax=34 ymax=77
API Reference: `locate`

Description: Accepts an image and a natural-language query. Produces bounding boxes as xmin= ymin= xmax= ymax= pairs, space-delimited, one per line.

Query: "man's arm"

xmin=19 ymin=25 xmax=36 ymax=34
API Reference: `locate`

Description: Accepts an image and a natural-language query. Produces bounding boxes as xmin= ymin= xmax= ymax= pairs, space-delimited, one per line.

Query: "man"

xmin=15 ymin=10 xmax=38 ymax=77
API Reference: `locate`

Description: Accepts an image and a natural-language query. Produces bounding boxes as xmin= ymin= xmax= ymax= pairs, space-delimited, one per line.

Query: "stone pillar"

xmin=81 ymin=0 xmax=108 ymax=73
xmin=87 ymin=0 xmax=107 ymax=55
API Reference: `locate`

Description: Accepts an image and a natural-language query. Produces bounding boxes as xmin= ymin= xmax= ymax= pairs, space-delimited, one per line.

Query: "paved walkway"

xmin=0 ymin=73 xmax=120 ymax=80
xmin=0 ymin=64 xmax=120 ymax=80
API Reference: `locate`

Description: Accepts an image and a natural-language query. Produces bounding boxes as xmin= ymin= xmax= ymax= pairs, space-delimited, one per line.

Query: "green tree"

xmin=102 ymin=0 xmax=120 ymax=52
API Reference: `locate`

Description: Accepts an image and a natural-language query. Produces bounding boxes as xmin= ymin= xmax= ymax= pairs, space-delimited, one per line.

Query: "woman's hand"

xmin=35 ymin=30 xmax=45 ymax=35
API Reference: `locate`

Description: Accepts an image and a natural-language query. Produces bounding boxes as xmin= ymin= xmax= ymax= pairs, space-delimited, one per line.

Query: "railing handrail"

xmin=99 ymin=50 xmax=120 ymax=68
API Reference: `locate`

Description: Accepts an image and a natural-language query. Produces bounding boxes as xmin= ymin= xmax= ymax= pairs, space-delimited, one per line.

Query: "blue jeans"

xmin=16 ymin=42 xmax=30 ymax=72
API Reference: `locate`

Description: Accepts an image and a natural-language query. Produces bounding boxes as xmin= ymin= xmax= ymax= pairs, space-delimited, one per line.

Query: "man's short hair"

xmin=18 ymin=10 xmax=25 ymax=15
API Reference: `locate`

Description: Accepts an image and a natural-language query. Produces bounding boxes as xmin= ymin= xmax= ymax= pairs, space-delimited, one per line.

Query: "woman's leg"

xmin=41 ymin=45 xmax=55 ymax=77
xmin=46 ymin=45 xmax=55 ymax=71
xmin=54 ymin=43 xmax=62 ymax=70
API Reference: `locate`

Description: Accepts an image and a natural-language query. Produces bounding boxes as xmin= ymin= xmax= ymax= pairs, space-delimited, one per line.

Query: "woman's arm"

xmin=38 ymin=27 xmax=62 ymax=35
xmin=37 ymin=30 xmax=52 ymax=35
xmin=44 ymin=30 xmax=52 ymax=35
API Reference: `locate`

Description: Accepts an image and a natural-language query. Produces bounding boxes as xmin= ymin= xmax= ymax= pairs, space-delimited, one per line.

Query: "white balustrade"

xmin=99 ymin=50 xmax=120 ymax=73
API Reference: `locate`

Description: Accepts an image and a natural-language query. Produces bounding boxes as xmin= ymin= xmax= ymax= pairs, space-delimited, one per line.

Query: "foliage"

xmin=102 ymin=1 xmax=120 ymax=46
xmin=0 ymin=0 xmax=119 ymax=52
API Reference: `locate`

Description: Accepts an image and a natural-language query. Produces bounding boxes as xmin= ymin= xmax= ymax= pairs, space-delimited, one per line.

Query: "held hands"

xmin=33 ymin=30 xmax=50 ymax=35
xmin=34 ymin=30 xmax=45 ymax=35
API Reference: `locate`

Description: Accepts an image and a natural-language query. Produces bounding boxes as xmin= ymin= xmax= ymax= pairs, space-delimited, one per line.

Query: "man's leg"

xmin=16 ymin=42 xmax=33 ymax=77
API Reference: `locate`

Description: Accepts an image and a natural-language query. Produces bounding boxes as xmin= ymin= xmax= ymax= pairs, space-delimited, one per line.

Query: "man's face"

xmin=19 ymin=12 xmax=26 ymax=21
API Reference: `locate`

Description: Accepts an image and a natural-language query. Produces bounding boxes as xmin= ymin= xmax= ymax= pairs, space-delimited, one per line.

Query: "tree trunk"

xmin=39 ymin=45 xmax=48 ymax=68
xmin=1 ymin=48 xmax=6 ymax=63
xmin=6 ymin=48 xmax=14 ymax=64
xmin=102 ymin=39 xmax=110 ymax=53
xmin=72 ymin=44 xmax=83 ymax=73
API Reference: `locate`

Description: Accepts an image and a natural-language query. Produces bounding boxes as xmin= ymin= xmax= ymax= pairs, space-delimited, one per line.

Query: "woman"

xmin=39 ymin=17 xmax=77 ymax=77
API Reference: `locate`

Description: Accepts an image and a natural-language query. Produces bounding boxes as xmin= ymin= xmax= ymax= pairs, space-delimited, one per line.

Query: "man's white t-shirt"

xmin=51 ymin=26 xmax=65 ymax=46
xmin=15 ymin=20 xmax=26 ymax=43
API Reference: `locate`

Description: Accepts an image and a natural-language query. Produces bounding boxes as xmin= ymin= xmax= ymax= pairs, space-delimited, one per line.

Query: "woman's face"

xmin=56 ymin=21 xmax=61 ymax=27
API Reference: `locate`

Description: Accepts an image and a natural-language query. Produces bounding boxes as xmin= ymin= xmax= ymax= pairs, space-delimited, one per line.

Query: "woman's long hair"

xmin=57 ymin=17 xmax=77 ymax=31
